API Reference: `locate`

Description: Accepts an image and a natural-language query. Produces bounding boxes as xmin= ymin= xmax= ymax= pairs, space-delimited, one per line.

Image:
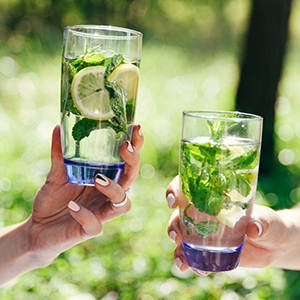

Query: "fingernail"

xmin=138 ymin=124 xmax=143 ymax=136
xmin=175 ymin=257 xmax=183 ymax=270
xmin=192 ymin=269 xmax=209 ymax=276
xmin=126 ymin=140 xmax=134 ymax=153
xmin=254 ymin=221 xmax=263 ymax=236
xmin=95 ymin=174 xmax=109 ymax=186
xmin=169 ymin=230 xmax=177 ymax=243
xmin=68 ymin=201 xmax=80 ymax=212
xmin=167 ymin=193 xmax=175 ymax=208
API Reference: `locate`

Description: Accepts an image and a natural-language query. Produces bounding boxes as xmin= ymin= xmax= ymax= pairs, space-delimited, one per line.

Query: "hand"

xmin=166 ymin=175 xmax=294 ymax=274
xmin=25 ymin=124 xmax=144 ymax=266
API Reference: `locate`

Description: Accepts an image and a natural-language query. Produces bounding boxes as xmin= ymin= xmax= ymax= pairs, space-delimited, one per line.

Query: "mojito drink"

xmin=179 ymin=111 xmax=262 ymax=272
xmin=60 ymin=26 xmax=142 ymax=185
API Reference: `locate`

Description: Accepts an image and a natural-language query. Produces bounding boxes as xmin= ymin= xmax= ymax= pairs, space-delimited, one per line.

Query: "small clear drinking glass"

xmin=179 ymin=110 xmax=263 ymax=272
xmin=60 ymin=25 xmax=142 ymax=186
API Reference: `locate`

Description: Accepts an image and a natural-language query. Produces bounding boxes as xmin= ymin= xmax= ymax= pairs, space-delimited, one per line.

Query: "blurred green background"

xmin=1 ymin=0 xmax=300 ymax=299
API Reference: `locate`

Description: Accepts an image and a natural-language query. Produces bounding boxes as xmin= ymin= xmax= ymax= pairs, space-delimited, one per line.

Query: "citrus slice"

xmin=72 ymin=66 xmax=114 ymax=120
xmin=217 ymin=188 xmax=254 ymax=228
xmin=228 ymin=145 xmax=245 ymax=157
xmin=217 ymin=206 xmax=246 ymax=228
xmin=107 ymin=63 xmax=139 ymax=101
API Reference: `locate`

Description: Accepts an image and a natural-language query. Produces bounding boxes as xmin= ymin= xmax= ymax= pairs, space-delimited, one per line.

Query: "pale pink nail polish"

xmin=254 ymin=221 xmax=263 ymax=236
xmin=127 ymin=140 xmax=134 ymax=153
xmin=167 ymin=193 xmax=175 ymax=208
xmin=138 ymin=125 xmax=143 ymax=136
xmin=95 ymin=174 xmax=109 ymax=186
xmin=169 ymin=230 xmax=177 ymax=243
xmin=175 ymin=257 xmax=183 ymax=270
xmin=68 ymin=201 xmax=80 ymax=212
xmin=192 ymin=269 xmax=209 ymax=276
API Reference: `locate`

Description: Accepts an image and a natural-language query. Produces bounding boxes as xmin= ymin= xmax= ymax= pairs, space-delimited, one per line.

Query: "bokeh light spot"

xmin=140 ymin=164 xmax=155 ymax=179
xmin=275 ymin=96 xmax=290 ymax=116
xmin=0 ymin=56 xmax=19 ymax=77
xmin=5 ymin=78 xmax=20 ymax=95
xmin=0 ymin=178 xmax=12 ymax=191
xmin=277 ymin=125 xmax=294 ymax=141
xmin=243 ymin=276 xmax=258 ymax=289
xmin=278 ymin=149 xmax=295 ymax=165
xmin=290 ymin=187 xmax=300 ymax=204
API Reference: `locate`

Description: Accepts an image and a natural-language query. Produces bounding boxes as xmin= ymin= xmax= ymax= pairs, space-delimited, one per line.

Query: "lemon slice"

xmin=107 ymin=63 xmax=139 ymax=101
xmin=72 ymin=66 xmax=115 ymax=120
xmin=217 ymin=206 xmax=246 ymax=228
xmin=228 ymin=145 xmax=245 ymax=157
xmin=217 ymin=189 xmax=254 ymax=228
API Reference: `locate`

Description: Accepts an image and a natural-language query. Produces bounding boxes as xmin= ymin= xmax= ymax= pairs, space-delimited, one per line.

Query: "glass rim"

xmin=182 ymin=110 xmax=263 ymax=122
xmin=64 ymin=25 xmax=143 ymax=40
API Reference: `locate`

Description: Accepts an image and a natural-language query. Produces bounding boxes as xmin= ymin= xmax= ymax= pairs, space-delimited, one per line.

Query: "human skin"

xmin=166 ymin=175 xmax=300 ymax=275
xmin=0 ymin=124 xmax=144 ymax=286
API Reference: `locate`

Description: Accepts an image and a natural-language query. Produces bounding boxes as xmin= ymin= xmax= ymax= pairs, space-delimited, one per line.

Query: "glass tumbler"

xmin=179 ymin=110 xmax=263 ymax=272
xmin=60 ymin=25 xmax=142 ymax=186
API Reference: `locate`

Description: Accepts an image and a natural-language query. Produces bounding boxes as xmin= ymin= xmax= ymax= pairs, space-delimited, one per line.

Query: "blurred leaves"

xmin=0 ymin=0 xmax=251 ymax=55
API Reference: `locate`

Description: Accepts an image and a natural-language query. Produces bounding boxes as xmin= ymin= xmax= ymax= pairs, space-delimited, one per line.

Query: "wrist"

xmin=0 ymin=217 xmax=53 ymax=286
xmin=23 ymin=216 xmax=55 ymax=268
xmin=270 ymin=208 xmax=300 ymax=269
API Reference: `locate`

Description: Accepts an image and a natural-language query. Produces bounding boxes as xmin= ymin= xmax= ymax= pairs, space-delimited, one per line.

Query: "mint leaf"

xmin=234 ymin=173 xmax=251 ymax=197
xmin=224 ymin=149 xmax=259 ymax=170
xmin=72 ymin=118 xmax=100 ymax=141
xmin=105 ymin=81 xmax=128 ymax=139
xmin=194 ymin=221 xmax=221 ymax=238
xmin=181 ymin=215 xmax=221 ymax=237
xmin=207 ymin=113 xmax=239 ymax=142
xmin=190 ymin=182 xmax=224 ymax=216
xmin=104 ymin=54 xmax=124 ymax=78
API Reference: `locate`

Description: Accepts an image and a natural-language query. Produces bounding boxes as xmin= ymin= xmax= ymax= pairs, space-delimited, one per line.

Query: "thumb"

xmin=48 ymin=125 xmax=68 ymax=182
xmin=246 ymin=204 xmax=287 ymax=248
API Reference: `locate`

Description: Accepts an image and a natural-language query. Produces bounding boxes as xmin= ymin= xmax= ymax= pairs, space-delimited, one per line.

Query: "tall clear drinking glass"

xmin=180 ymin=111 xmax=263 ymax=272
xmin=61 ymin=25 xmax=142 ymax=186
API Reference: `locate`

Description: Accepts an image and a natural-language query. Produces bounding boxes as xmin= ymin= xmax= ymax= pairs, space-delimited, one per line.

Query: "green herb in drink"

xmin=180 ymin=119 xmax=260 ymax=237
xmin=61 ymin=53 xmax=139 ymax=142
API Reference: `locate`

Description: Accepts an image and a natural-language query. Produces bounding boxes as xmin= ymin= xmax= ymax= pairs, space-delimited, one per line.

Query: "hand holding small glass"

xmin=167 ymin=176 xmax=300 ymax=274
xmin=177 ymin=111 xmax=262 ymax=272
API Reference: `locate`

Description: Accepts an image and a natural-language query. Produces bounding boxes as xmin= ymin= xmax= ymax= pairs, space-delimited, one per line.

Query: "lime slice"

xmin=72 ymin=66 xmax=115 ymax=120
xmin=107 ymin=63 xmax=139 ymax=101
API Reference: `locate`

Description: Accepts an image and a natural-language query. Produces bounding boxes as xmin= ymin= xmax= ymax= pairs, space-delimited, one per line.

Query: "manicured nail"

xmin=175 ymin=257 xmax=183 ymax=270
xmin=126 ymin=140 xmax=134 ymax=153
xmin=68 ymin=201 xmax=80 ymax=212
xmin=254 ymin=221 xmax=263 ymax=236
xmin=169 ymin=230 xmax=177 ymax=243
xmin=167 ymin=193 xmax=175 ymax=208
xmin=138 ymin=125 xmax=143 ymax=136
xmin=192 ymin=269 xmax=209 ymax=276
xmin=95 ymin=174 xmax=109 ymax=186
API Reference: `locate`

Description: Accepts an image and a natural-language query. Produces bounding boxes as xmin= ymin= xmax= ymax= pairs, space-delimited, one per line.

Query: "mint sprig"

xmin=207 ymin=113 xmax=239 ymax=143
xmin=181 ymin=214 xmax=221 ymax=238
xmin=181 ymin=139 xmax=258 ymax=237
